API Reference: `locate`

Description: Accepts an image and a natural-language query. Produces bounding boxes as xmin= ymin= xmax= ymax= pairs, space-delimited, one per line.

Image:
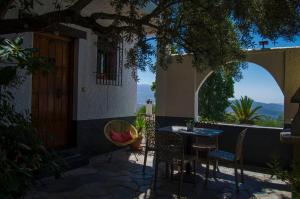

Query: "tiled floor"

xmin=25 ymin=149 xmax=291 ymax=199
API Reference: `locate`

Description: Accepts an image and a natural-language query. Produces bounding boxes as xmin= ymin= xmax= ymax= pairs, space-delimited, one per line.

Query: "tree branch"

xmin=0 ymin=9 xmax=107 ymax=35
xmin=0 ymin=0 xmax=15 ymax=19
xmin=142 ymin=0 xmax=181 ymax=21
xmin=0 ymin=0 xmax=164 ymax=39
xmin=69 ymin=0 xmax=94 ymax=12
xmin=91 ymin=12 xmax=159 ymax=29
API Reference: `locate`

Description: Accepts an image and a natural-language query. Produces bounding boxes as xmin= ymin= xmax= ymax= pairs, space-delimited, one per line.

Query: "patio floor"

xmin=25 ymin=149 xmax=291 ymax=199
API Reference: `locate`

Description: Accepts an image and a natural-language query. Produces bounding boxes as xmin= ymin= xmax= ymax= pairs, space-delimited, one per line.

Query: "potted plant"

xmin=131 ymin=115 xmax=146 ymax=151
xmin=186 ymin=119 xmax=195 ymax=131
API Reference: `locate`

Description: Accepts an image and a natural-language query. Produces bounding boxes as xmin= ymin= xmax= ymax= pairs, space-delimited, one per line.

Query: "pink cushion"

xmin=122 ymin=131 xmax=133 ymax=141
xmin=110 ymin=130 xmax=133 ymax=143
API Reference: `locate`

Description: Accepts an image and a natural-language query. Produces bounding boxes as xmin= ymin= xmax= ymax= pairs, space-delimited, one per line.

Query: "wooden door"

xmin=32 ymin=33 xmax=74 ymax=149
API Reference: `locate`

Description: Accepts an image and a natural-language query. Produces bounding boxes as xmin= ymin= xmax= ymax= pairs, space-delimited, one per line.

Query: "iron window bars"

xmin=96 ymin=39 xmax=123 ymax=86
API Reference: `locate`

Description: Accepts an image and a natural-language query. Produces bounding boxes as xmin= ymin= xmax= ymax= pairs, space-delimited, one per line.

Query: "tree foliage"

xmin=0 ymin=37 xmax=51 ymax=87
xmin=230 ymin=96 xmax=263 ymax=124
xmin=255 ymin=114 xmax=283 ymax=128
xmin=0 ymin=0 xmax=300 ymax=78
xmin=198 ymin=69 xmax=235 ymax=122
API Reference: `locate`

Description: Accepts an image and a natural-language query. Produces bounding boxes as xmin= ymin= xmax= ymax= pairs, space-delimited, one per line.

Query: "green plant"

xmin=255 ymin=115 xmax=283 ymax=128
xmin=0 ymin=107 xmax=64 ymax=198
xmin=230 ymin=96 xmax=263 ymax=124
xmin=185 ymin=119 xmax=195 ymax=131
xmin=185 ymin=119 xmax=195 ymax=126
xmin=198 ymin=66 xmax=242 ymax=122
xmin=135 ymin=115 xmax=146 ymax=136
xmin=0 ymin=37 xmax=63 ymax=198
xmin=0 ymin=37 xmax=51 ymax=87
xmin=224 ymin=112 xmax=237 ymax=124
xmin=268 ymin=158 xmax=300 ymax=198
xmin=136 ymin=104 xmax=156 ymax=115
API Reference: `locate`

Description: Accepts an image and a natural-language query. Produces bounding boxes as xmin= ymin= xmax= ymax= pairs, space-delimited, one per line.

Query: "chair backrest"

xmin=104 ymin=120 xmax=138 ymax=147
xmin=155 ymin=132 xmax=184 ymax=162
xmin=235 ymin=128 xmax=247 ymax=161
xmin=145 ymin=116 xmax=156 ymax=149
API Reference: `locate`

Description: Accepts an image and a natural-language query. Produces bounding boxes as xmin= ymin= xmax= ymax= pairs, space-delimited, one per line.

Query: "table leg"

xmin=216 ymin=136 xmax=220 ymax=172
xmin=185 ymin=162 xmax=191 ymax=175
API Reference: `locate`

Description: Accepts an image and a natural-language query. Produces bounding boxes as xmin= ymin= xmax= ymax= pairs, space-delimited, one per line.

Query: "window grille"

xmin=96 ymin=39 xmax=123 ymax=86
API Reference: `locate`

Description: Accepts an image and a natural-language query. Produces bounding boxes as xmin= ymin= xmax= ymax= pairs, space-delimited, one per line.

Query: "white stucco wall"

xmin=74 ymin=27 xmax=137 ymax=120
xmin=1 ymin=30 xmax=137 ymax=121
xmin=1 ymin=1 xmax=139 ymax=121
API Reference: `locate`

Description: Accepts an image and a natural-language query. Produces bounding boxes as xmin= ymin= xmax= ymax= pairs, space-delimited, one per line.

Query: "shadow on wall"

xmin=156 ymin=116 xmax=292 ymax=169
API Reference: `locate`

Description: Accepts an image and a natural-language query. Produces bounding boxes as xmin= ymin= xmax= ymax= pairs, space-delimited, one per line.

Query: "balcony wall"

xmin=156 ymin=116 xmax=293 ymax=168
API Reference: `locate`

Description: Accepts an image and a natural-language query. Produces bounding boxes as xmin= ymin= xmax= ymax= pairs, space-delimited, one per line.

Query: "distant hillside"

xmin=227 ymin=101 xmax=283 ymax=119
xmin=137 ymin=84 xmax=155 ymax=108
xmin=137 ymin=84 xmax=284 ymax=118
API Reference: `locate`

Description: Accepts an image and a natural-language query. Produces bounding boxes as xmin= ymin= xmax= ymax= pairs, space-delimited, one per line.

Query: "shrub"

xmin=0 ymin=37 xmax=63 ymax=198
xmin=0 ymin=92 xmax=63 ymax=198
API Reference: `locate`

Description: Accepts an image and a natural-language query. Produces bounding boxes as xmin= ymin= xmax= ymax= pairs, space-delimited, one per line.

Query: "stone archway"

xmin=194 ymin=62 xmax=285 ymax=122
xmin=244 ymin=48 xmax=300 ymax=124
xmin=156 ymin=47 xmax=300 ymax=125
xmin=194 ymin=71 xmax=213 ymax=121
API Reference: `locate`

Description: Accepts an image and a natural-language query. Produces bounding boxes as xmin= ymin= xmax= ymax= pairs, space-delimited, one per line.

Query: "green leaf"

xmin=14 ymin=37 xmax=23 ymax=46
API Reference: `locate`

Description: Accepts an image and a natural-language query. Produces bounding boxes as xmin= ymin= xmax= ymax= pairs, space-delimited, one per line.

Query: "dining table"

xmin=156 ymin=125 xmax=224 ymax=175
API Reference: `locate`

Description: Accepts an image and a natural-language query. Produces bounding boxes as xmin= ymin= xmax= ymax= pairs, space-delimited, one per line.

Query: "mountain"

xmin=137 ymin=84 xmax=284 ymax=118
xmin=137 ymin=84 xmax=155 ymax=108
xmin=226 ymin=100 xmax=283 ymax=119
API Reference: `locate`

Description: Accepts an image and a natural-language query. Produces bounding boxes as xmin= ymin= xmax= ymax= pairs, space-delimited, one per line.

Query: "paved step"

xmin=34 ymin=149 xmax=89 ymax=179
xmin=58 ymin=148 xmax=90 ymax=171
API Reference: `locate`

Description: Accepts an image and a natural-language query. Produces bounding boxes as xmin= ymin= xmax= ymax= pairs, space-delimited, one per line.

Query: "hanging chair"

xmin=104 ymin=120 xmax=139 ymax=147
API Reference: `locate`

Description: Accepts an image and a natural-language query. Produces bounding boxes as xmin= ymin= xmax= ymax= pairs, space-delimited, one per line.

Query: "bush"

xmin=255 ymin=115 xmax=283 ymax=128
xmin=0 ymin=36 xmax=62 ymax=198
xmin=268 ymin=158 xmax=300 ymax=198
xmin=0 ymin=93 xmax=63 ymax=198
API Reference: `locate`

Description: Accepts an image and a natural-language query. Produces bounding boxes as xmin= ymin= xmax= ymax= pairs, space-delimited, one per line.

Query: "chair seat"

xmin=208 ymin=150 xmax=235 ymax=162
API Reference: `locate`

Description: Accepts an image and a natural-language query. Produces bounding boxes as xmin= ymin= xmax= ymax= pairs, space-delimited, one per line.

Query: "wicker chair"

xmin=142 ymin=116 xmax=156 ymax=173
xmin=153 ymin=132 xmax=197 ymax=197
xmin=192 ymin=136 xmax=217 ymax=159
xmin=204 ymin=128 xmax=247 ymax=192
xmin=192 ymin=122 xmax=218 ymax=164
xmin=104 ymin=120 xmax=139 ymax=161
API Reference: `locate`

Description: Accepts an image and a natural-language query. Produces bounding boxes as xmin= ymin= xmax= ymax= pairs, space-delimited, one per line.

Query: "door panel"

xmin=32 ymin=33 xmax=74 ymax=148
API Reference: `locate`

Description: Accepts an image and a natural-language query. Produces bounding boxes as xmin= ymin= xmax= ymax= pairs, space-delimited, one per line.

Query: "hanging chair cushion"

xmin=110 ymin=130 xmax=133 ymax=143
xmin=104 ymin=120 xmax=139 ymax=147
xmin=121 ymin=131 xmax=133 ymax=141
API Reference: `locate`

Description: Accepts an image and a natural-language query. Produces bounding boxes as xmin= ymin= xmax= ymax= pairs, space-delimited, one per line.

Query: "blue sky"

xmin=138 ymin=35 xmax=300 ymax=104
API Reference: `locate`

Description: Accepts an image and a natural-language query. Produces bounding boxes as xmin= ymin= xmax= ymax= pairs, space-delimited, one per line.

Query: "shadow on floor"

xmin=25 ymin=149 xmax=291 ymax=199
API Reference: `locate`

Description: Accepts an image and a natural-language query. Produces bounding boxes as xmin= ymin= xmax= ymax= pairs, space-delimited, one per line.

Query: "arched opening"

xmin=195 ymin=62 xmax=284 ymax=127
xmin=194 ymin=71 xmax=213 ymax=121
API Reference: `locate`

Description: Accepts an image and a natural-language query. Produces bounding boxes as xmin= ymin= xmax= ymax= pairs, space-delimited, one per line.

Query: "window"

xmin=96 ymin=38 xmax=123 ymax=86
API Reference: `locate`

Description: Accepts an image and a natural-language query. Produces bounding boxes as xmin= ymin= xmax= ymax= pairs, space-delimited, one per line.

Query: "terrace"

xmin=25 ymin=148 xmax=290 ymax=199
xmin=2 ymin=1 xmax=300 ymax=199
